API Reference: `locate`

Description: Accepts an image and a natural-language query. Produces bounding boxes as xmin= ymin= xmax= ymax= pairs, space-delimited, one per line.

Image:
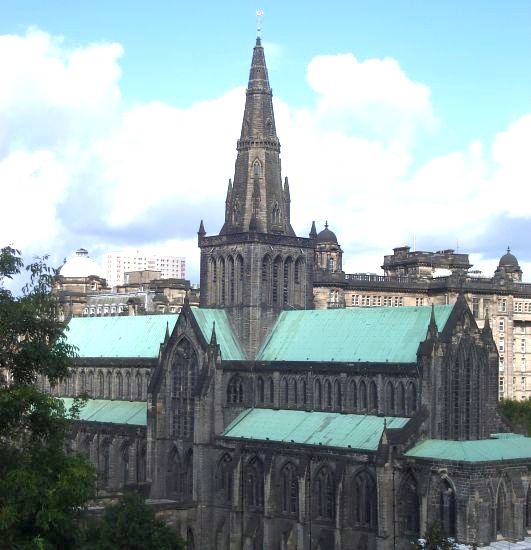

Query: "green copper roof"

xmin=66 ymin=315 xmax=177 ymax=358
xmin=222 ymin=408 xmax=409 ymax=451
xmin=257 ymin=305 xmax=454 ymax=363
xmin=191 ymin=308 xmax=245 ymax=360
xmin=61 ymin=398 xmax=147 ymax=426
xmin=405 ymin=437 xmax=531 ymax=463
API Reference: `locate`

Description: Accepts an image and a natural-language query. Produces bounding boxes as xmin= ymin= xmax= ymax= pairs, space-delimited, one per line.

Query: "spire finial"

xmin=210 ymin=321 xmax=217 ymax=346
xmin=325 ymin=220 xmax=329 ymax=229
xmin=256 ymin=9 xmax=264 ymax=38
xmin=507 ymin=245 xmax=511 ymax=253
xmin=310 ymin=221 xmax=317 ymax=238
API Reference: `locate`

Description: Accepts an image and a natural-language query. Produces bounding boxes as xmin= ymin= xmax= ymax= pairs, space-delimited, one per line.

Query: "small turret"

xmin=309 ymin=221 xmax=317 ymax=239
xmin=198 ymin=220 xmax=206 ymax=238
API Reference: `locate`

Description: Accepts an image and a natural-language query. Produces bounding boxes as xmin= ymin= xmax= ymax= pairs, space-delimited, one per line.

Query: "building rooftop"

xmin=66 ymin=314 xmax=178 ymax=358
xmin=191 ymin=307 xmax=245 ymax=360
xmin=257 ymin=305 xmax=454 ymax=363
xmin=404 ymin=435 xmax=531 ymax=463
xmin=61 ymin=398 xmax=147 ymax=426
xmin=223 ymin=408 xmax=409 ymax=451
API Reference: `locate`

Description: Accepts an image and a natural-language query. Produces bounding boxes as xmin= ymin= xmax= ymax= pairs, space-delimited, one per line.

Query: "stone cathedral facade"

xmin=53 ymin=38 xmax=531 ymax=549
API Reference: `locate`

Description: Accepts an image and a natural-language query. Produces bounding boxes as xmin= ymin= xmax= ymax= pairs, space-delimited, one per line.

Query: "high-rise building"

xmin=104 ymin=251 xmax=186 ymax=287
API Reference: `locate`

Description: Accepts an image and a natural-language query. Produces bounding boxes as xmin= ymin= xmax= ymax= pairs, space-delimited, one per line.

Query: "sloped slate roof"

xmin=61 ymin=398 xmax=147 ymax=426
xmin=222 ymin=408 xmax=409 ymax=451
xmin=257 ymin=305 xmax=454 ymax=363
xmin=191 ymin=308 xmax=245 ymax=360
xmin=66 ymin=315 xmax=178 ymax=358
xmin=405 ymin=436 xmax=531 ymax=463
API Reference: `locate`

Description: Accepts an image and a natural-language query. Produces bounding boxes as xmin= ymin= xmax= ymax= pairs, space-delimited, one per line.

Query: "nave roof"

xmin=257 ymin=305 xmax=454 ymax=363
xmin=222 ymin=408 xmax=409 ymax=451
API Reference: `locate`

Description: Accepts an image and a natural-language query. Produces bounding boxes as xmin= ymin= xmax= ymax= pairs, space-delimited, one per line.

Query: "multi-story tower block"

xmin=198 ymin=37 xmax=314 ymax=357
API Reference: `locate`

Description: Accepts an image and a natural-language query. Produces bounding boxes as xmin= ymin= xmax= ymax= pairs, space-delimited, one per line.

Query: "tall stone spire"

xmin=220 ymin=37 xmax=294 ymax=236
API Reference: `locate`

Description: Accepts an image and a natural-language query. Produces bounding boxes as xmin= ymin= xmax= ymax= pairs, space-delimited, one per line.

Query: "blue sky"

xmin=1 ymin=1 xmax=530 ymax=281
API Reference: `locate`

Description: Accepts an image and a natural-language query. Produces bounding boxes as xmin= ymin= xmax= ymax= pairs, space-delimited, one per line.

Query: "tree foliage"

xmin=500 ymin=398 xmax=531 ymax=435
xmin=0 ymin=246 xmax=96 ymax=549
xmin=82 ymin=492 xmax=184 ymax=550
xmin=411 ymin=521 xmax=458 ymax=550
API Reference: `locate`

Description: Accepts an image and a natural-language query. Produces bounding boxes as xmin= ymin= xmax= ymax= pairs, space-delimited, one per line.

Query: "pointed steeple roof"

xmin=238 ymin=37 xmax=279 ymax=146
xmin=220 ymin=38 xmax=294 ymax=236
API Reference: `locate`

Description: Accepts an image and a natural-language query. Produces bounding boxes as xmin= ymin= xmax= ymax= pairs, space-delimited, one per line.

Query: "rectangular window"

xmin=499 ymin=318 xmax=505 ymax=332
xmin=515 ymin=302 xmax=523 ymax=313
xmin=394 ymin=296 xmax=399 ymax=307
xmin=522 ymin=339 xmax=526 ymax=353
xmin=498 ymin=299 xmax=507 ymax=313
xmin=522 ymin=357 xmax=526 ymax=372
xmin=499 ymin=356 xmax=504 ymax=371
xmin=375 ymin=296 xmax=382 ymax=306
xmin=499 ymin=338 xmax=505 ymax=353
xmin=522 ymin=377 xmax=526 ymax=391
xmin=416 ymin=297 xmax=424 ymax=306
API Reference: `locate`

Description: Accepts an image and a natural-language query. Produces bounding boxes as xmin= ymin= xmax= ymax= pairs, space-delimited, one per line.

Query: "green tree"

xmin=500 ymin=398 xmax=531 ymax=435
xmin=82 ymin=492 xmax=184 ymax=550
xmin=411 ymin=521 xmax=457 ymax=549
xmin=0 ymin=246 xmax=96 ymax=549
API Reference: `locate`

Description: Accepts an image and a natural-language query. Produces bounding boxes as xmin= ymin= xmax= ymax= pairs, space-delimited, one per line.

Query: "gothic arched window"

xmin=231 ymin=200 xmax=240 ymax=225
xmin=301 ymin=379 xmax=307 ymax=405
xmin=100 ymin=439 xmax=111 ymax=485
xmin=217 ymin=454 xmax=233 ymax=503
xmin=228 ymin=256 xmax=235 ymax=304
xmin=88 ymin=371 xmax=94 ymax=396
xmin=261 ymin=255 xmax=272 ymax=305
xmin=281 ymin=462 xmax=299 ymax=515
xmin=386 ymin=381 xmax=395 ymax=414
xmin=315 ymin=379 xmax=322 ymax=409
xmin=167 ymin=448 xmax=181 ymax=497
xmin=334 ymin=380 xmax=342 ymax=409
xmin=325 ymin=379 xmax=332 ymax=409
xmin=137 ymin=444 xmax=147 ymax=483
xmin=369 ymin=381 xmax=378 ymax=412
xmin=353 ymin=470 xmax=377 ymax=529
xmin=397 ymin=382 xmax=406 ymax=415
xmin=399 ymin=473 xmax=420 ymax=536
xmin=407 ymin=382 xmax=417 ymax=414
xmin=359 ymin=381 xmax=367 ymax=410
xmin=125 ymin=372 xmax=131 ymax=399
xmin=293 ymin=378 xmax=298 ymax=405
xmin=236 ymin=255 xmax=244 ymax=304
xmin=269 ymin=378 xmax=275 ymax=403
xmin=314 ymin=467 xmax=335 ymax=520
xmin=245 ymin=456 xmax=264 ymax=509
xmin=283 ymin=257 xmax=292 ymax=305
xmin=98 ymin=371 xmax=104 ymax=398
xmin=120 ymin=443 xmax=130 ymax=486
xmin=106 ymin=371 xmax=112 ymax=398
xmin=257 ymin=377 xmax=265 ymax=404
xmin=272 ymin=202 xmax=281 ymax=225
xmin=80 ymin=371 xmax=86 ymax=393
xmin=136 ymin=372 xmax=142 ymax=400
xmin=227 ymin=375 xmax=243 ymax=404
xmin=272 ymin=256 xmax=282 ymax=306
xmin=219 ymin=257 xmax=226 ymax=305
xmin=117 ymin=372 xmax=123 ymax=398
xmin=282 ymin=377 xmax=289 ymax=406
xmin=438 ymin=479 xmax=456 ymax=538
xmin=171 ymin=339 xmax=199 ymax=440
xmin=350 ymin=380 xmax=357 ymax=410
xmin=253 ymin=159 xmax=262 ymax=178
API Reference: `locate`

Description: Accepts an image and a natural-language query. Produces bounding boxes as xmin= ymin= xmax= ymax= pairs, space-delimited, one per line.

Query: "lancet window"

xmin=281 ymin=462 xmax=299 ymax=515
xmin=171 ymin=338 xmax=199 ymax=440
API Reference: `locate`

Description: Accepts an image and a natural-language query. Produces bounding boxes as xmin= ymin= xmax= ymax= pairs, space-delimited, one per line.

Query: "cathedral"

xmin=51 ymin=37 xmax=531 ymax=549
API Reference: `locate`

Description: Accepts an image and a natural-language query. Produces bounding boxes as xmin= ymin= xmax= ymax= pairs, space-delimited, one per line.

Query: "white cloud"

xmin=1 ymin=28 xmax=530 ymax=283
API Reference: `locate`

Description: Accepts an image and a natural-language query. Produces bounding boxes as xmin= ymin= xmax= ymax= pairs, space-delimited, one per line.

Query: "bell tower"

xmin=198 ymin=37 xmax=315 ymax=358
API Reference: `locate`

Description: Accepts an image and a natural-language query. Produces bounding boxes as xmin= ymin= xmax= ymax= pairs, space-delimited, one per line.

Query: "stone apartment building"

xmin=314 ymin=234 xmax=531 ymax=401
xmin=46 ymin=37 xmax=531 ymax=549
